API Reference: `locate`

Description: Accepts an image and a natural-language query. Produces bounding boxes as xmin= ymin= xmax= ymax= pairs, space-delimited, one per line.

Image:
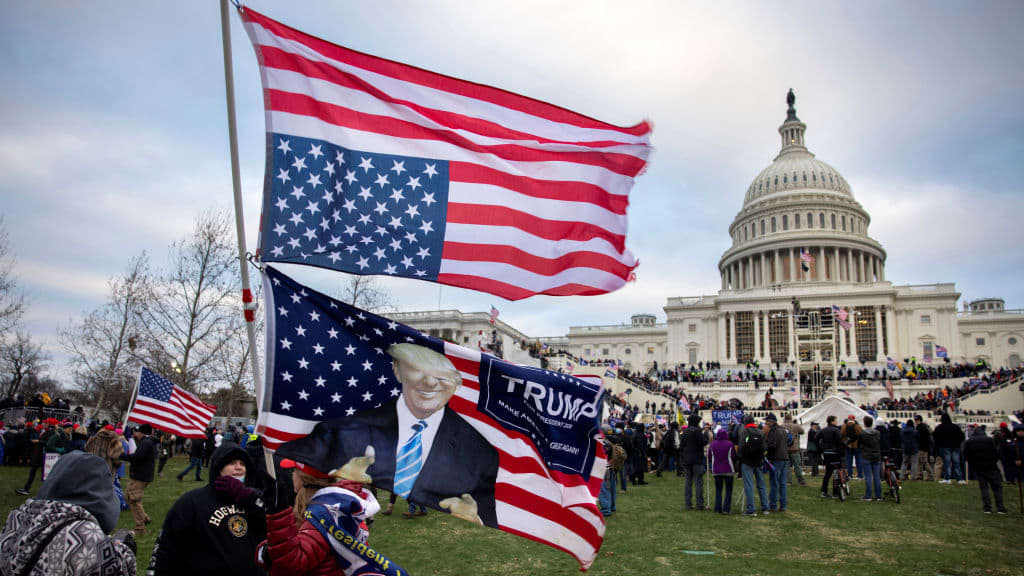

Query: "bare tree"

xmin=59 ymin=254 xmax=150 ymax=418
xmin=0 ymin=217 xmax=26 ymax=337
xmin=1 ymin=331 xmax=49 ymax=398
xmin=336 ymin=274 xmax=393 ymax=312
xmin=140 ymin=210 xmax=239 ymax=394
xmin=210 ymin=286 xmax=263 ymax=419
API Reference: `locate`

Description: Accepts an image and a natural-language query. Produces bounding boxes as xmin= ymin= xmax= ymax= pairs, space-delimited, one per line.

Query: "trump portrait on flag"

xmin=277 ymin=342 xmax=499 ymax=527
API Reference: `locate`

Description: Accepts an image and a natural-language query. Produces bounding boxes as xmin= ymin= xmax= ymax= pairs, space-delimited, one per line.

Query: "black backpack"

xmin=741 ymin=428 xmax=764 ymax=460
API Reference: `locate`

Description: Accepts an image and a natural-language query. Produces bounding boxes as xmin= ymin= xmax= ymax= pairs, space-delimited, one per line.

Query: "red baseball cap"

xmin=280 ymin=458 xmax=331 ymax=479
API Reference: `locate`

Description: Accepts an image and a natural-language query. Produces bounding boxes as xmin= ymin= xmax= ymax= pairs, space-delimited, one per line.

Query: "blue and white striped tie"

xmin=393 ymin=420 xmax=427 ymax=499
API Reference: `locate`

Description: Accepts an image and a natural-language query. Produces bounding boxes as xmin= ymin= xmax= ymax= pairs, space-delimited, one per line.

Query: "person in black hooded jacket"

xmin=933 ymin=412 xmax=966 ymax=484
xmin=962 ymin=426 xmax=1007 ymax=513
xmin=153 ymin=442 xmax=267 ymax=576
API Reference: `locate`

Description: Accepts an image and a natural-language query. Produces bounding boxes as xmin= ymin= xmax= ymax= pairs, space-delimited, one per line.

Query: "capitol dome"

xmin=718 ymin=90 xmax=887 ymax=290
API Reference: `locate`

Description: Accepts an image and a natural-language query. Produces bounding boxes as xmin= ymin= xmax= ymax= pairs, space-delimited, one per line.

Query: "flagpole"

xmin=220 ymin=0 xmax=263 ymax=402
xmin=121 ymin=367 xmax=142 ymax=426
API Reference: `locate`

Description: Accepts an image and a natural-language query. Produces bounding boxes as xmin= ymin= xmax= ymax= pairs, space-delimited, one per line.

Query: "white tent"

xmin=796 ymin=395 xmax=872 ymax=427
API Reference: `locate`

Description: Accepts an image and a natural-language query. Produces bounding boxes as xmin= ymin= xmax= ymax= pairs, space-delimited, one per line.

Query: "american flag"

xmin=127 ymin=368 xmax=217 ymax=440
xmin=831 ymin=304 xmax=850 ymax=330
xmin=241 ymin=8 xmax=652 ymax=301
xmin=489 ymin=305 xmax=499 ymax=325
xmin=800 ymin=247 xmax=813 ymax=272
xmin=258 ymin=266 xmax=606 ymax=568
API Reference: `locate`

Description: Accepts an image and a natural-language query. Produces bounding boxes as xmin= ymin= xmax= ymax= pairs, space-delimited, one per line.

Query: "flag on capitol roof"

xmin=258 ymin=265 xmax=608 ymax=568
xmin=242 ymin=8 xmax=652 ymax=301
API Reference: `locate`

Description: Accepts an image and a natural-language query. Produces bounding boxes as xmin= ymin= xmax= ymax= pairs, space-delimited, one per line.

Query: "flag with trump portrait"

xmin=258 ymin=265 xmax=607 ymax=569
xmin=241 ymin=8 xmax=651 ymax=301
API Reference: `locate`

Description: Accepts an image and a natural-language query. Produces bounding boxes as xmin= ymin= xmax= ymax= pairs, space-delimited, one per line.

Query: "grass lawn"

xmin=3 ymin=457 xmax=1023 ymax=576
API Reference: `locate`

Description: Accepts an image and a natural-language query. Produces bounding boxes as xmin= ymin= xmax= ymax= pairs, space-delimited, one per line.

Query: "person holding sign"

xmin=277 ymin=343 xmax=499 ymax=527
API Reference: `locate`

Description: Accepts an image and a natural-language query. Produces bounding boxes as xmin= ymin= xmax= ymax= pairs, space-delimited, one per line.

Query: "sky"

xmin=2 ymin=1 xmax=1023 ymax=381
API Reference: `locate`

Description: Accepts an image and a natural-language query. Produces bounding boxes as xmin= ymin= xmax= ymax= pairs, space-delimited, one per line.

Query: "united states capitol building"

xmin=391 ymin=93 xmax=1024 ymax=389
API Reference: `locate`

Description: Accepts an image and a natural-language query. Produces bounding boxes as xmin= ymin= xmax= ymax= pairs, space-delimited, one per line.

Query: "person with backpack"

xmin=764 ymin=414 xmax=789 ymax=512
xmin=914 ymin=415 xmax=935 ymax=481
xmin=818 ymin=415 xmax=844 ymax=498
xmin=840 ymin=415 xmax=863 ymax=479
xmin=899 ymin=419 xmax=919 ymax=481
xmin=858 ymin=416 xmax=883 ymax=501
xmin=738 ymin=415 xmax=769 ymax=515
xmin=679 ymin=414 xmax=709 ymax=510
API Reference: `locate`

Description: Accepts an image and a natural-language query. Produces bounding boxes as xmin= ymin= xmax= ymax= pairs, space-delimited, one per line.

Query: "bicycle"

xmin=825 ymin=453 xmax=850 ymax=501
xmin=881 ymin=451 xmax=901 ymax=504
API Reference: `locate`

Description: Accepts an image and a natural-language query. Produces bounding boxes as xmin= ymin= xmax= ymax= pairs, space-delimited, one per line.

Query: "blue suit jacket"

xmin=278 ymin=401 xmax=499 ymax=527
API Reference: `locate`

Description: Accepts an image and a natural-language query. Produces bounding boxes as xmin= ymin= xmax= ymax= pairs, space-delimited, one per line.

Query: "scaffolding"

xmin=794 ymin=309 xmax=838 ymax=409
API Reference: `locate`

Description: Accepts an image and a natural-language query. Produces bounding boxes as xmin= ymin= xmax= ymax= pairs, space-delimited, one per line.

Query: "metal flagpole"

xmin=121 ymin=367 xmax=142 ymax=426
xmin=219 ymin=0 xmax=263 ymax=399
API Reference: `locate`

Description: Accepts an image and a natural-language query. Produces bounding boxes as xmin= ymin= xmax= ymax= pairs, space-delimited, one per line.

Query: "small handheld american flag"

xmin=126 ymin=368 xmax=217 ymax=439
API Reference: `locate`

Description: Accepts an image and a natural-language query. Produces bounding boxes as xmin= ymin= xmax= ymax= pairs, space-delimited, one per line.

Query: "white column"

xmin=817 ymin=247 xmax=825 ymax=281
xmin=718 ymin=314 xmax=727 ymax=363
xmin=789 ymin=248 xmax=796 ymax=282
xmin=879 ymin=259 xmax=885 ymax=281
xmin=760 ymin=253 xmax=767 ymax=287
xmin=764 ymin=311 xmax=772 ymax=362
xmin=775 ymin=249 xmax=782 ymax=283
xmin=834 ymin=247 xmax=840 ymax=281
xmin=849 ymin=313 xmax=858 ymax=360
xmin=838 ymin=319 xmax=847 ymax=361
xmin=721 ymin=271 xmax=726 ymax=290
xmin=875 ymin=306 xmax=884 ymax=362
xmin=753 ymin=312 xmax=760 ymax=360
xmin=787 ymin=313 xmax=796 ymax=363
xmin=858 ymin=251 xmax=865 ymax=283
xmin=885 ymin=307 xmax=896 ymax=358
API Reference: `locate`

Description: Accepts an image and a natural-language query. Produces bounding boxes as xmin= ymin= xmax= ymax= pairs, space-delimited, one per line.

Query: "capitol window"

xmin=782 ymin=215 xmax=788 ymax=230
xmin=771 ymin=217 xmax=776 ymax=232
xmin=831 ymin=214 xmax=836 ymax=229
xmin=602 ymin=348 xmax=609 ymax=355
xmin=921 ymin=314 xmax=931 ymax=325
xmin=624 ymin=348 xmax=631 ymax=355
xmin=688 ymin=323 xmax=697 ymax=333
xmin=1009 ymin=337 xmax=1018 ymax=346
xmin=820 ymin=213 xmax=825 ymax=228
xmin=807 ymin=212 xmax=813 ymax=228
xmin=794 ymin=213 xmax=800 ymax=229
xmin=842 ymin=215 xmax=846 ymax=230
xmin=976 ymin=337 xmax=986 ymax=346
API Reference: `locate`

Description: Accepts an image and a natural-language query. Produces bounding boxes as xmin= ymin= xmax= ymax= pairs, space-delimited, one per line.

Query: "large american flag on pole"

xmin=127 ymin=368 xmax=217 ymax=440
xmin=258 ymin=265 xmax=607 ymax=568
xmin=241 ymin=8 xmax=652 ymax=301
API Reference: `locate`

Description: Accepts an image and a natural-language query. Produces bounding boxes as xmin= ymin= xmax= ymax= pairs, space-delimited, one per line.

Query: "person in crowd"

xmin=14 ymin=421 xmax=46 ymax=496
xmin=914 ymin=415 xmax=934 ymax=481
xmin=764 ymin=414 xmax=789 ymax=512
xmin=153 ymin=442 xmax=267 ymax=575
xmin=708 ymin=426 xmax=737 ymax=514
xmin=85 ymin=424 xmax=125 ymax=477
xmin=657 ymin=421 xmax=678 ymax=477
xmin=46 ymin=421 xmax=72 ymax=455
xmin=0 ymin=451 xmax=137 ymax=575
xmin=738 ymin=415 xmax=769 ymax=515
xmin=818 ymin=415 xmax=844 ymax=498
xmin=178 ymin=431 xmax=207 ymax=481
xmin=1013 ymin=424 xmax=1024 ymax=485
xmin=618 ymin=427 xmax=631 ymax=492
xmin=260 ymin=455 xmax=405 ymax=576
xmin=995 ymin=422 xmax=1016 ymax=483
xmin=630 ymin=422 xmax=649 ymax=486
xmin=933 ymin=412 xmax=966 ymax=484
xmin=598 ymin=424 xmax=617 ymax=517
xmin=806 ymin=422 xmax=820 ymax=476
xmin=858 ymin=416 xmax=882 ymax=501
xmin=840 ymin=415 xmax=863 ymax=479
xmin=888 ymin=420 xmax=904 ymax=471
xmin=68 ymin=424 xmax=89 ymax=452
xmin=782 ymin=413 xmax=806 ymax=487
xmin=120 ymin=424 xmax=157 ymax=535
xmin=900 ymin=419 xmax=919 ymax=481
xmin=115 ymin=428 xmax=129 ymax=480
xmin=679 ymin=414 xmax=708 ymax=510
xmin=157 ymin=431 xmax=174 ymax=477
xmin=962 ymin=426 xmax=1007 ymax=514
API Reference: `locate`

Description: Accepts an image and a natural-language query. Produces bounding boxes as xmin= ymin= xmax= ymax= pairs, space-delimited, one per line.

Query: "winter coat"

xmin=707 ymin=429 xmax=738 ymax=475
xmin=0 ymin=452 xmax=135 ymax=576
xmin=932 ymin=413 xmax=965 ymax=450
xmin=765 ymin=424 xmax=789 ymax=462
xmin=901 ymin=424 xmax=919 ymax=455
xmin=817 ymin=424 xmax=843 ymax=455
xmin=840 ymin=421 xmax=862 ymax=449
xmin=877 ymin=425 xmax=891 ymax=454
xmin=738 ymin=424 xmax=765 ymax=467
xmin=783 ymin=421 xmax=804 ymax=453
xmin=153 ymin=443 xmax=266 ymax=576
xmin=806 ymin=427 xmax=820 ymax=452
xmin=916 ymin=422 xmax=932 ymax=453
xmin=121 ymin=434 xmax=158 ymax=483
xmin=85 ymin=429 xmax=125 ymax=477
xmin=265 ymin=508 xmax=344 ymax=576
xmin=678 ymin=417 xmax=709 ymax=465
xmin=859 ymin=427 xmax=882 ymax=462
xmin=962 ymin=428 xmax=1000 ymax=473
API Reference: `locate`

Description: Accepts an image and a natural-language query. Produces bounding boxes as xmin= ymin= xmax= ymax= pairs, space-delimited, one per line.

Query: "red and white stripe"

xmin=242 ymin=9 xmax=651 ymax=300
xmin=444 ymin=343 xmax=606 ymax=569
xmin=128 ymin=381 xmax=216 ymax=440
